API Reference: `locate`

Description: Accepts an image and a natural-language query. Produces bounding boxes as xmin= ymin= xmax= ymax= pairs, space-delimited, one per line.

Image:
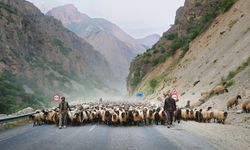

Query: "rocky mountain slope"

xmin=47 ymin=4 xmax=145 ymax=92
xmin=136 ymin=34 xmax=160 ymax=49
xmin=128 ymin=0 xmax=250 ymax=127
xmin=0 ymin=0 xmax=118 ymax=113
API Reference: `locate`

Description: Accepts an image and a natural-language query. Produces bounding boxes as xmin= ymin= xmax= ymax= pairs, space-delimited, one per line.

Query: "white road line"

xmin=89 ymin=124 xmax=97 ymax=132
xmin=0 ymin=134 xmax=21 ymax=142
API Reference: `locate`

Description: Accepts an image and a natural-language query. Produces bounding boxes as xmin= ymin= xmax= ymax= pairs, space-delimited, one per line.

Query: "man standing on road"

xmin=163 ymin=92 xmax=176 ymax=128
xmin=59 ymin=96 xmax=69 ymax=129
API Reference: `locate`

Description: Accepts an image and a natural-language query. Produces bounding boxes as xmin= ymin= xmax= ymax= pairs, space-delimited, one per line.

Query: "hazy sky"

xmin=27 ymin=0 xmax=185 ymax=38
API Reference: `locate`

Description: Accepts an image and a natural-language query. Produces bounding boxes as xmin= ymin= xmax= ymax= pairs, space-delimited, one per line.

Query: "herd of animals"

xmin=192 ymin=82 xmax=250 ymax=111
xmin=30 ymin=83 xmax=250 ymax=127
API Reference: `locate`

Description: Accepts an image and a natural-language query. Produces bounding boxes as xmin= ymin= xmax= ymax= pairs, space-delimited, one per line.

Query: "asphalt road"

xmin=0 ymin=123 xmax=218 ymax=150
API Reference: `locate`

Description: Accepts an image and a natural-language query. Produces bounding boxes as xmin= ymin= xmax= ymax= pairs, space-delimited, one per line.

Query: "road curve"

xmin=0 ymin=123 xmax=218 ymax=150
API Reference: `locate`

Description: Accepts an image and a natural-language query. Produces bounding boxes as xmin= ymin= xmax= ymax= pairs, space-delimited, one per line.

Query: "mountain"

xmin=0 ymin=0 xmax=118 ymax=113
xmin=136 ymin=34 xmax=160 ymax=49
xmin=46 ymin=4 xmax=145 ymax=92
xmin=127 ymin=0 xmax=250 ymax=127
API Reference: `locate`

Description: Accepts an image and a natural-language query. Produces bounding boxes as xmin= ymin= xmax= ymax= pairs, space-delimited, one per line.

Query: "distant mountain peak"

xmin=47 ymin=4 xmax=90 ymax=24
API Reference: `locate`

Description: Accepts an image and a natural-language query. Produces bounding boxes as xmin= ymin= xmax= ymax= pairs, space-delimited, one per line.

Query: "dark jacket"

xmin=164 ymin=97 xmax=176 ymax=112
xmin=59 ymin=101 xmax=69 ymax=112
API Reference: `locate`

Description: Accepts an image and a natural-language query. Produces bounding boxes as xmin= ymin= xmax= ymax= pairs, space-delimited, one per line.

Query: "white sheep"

xmin=213 ymin=110 xmax=228 ymax=124
xmin=226 ymin=95 xmax=242 ymax=110
xmin=241 ymin=100 xmax=250 ymax=112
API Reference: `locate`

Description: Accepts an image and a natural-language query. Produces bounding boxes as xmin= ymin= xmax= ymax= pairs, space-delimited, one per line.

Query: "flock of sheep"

xmin=30 ymin=102 xmax=230 ymax=127
xmin=30 ymin=82 xmax=250 ymax=127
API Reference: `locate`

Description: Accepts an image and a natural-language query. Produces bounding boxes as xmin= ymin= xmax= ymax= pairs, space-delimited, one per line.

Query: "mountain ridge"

xmin=47 ymin=4 xmax=146 ymax=92
xmin=0 ymin=0 xmax=118 ymax=113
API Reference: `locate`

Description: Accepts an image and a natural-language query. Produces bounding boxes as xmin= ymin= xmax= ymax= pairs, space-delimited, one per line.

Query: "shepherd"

xmin=163 ymin=91 xmax=177 ymax=128
xmin=59 ymin=96 xmax=70 ymax=129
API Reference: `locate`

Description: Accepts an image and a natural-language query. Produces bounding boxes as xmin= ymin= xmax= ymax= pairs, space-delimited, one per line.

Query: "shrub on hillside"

xmin=219 ymin=0 xmax=235 ymax=12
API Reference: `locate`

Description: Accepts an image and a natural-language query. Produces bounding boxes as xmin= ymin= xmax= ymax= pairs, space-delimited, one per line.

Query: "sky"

xmin=27 ymin=0 xmax=185 ymax=38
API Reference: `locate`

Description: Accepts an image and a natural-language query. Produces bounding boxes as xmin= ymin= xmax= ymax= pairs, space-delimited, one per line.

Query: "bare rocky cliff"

xmin=127 ymin=0 xmax=250 ymax=127
xmin=0 ymin=0 xmax=118 ymax=113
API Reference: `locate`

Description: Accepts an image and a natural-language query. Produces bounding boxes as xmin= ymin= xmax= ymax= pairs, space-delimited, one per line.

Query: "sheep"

xmin=46 ymin=110 xmax=59 ymax=125
xmin=211 ymin=85 xmax=228 ymax=95
xmin=142 ymin=107 xmax=148 ymax=125
xmin=189 ymin=109 xmax=195 ymax=120
xmin=30 ymin=110 xmax=47 ymax=127
xmin=153 ymin=111 xmax=160 ymax=125
xmin=226 ymin=95 xmax=242 ymax=110
xmin=241 ymin=100 xmax=250 ymax=112
xmin=133 ymin=110 xmax=142 ymax=126
xmin=146 ymin=109 xmax=155 ymax=125
xmin=159 ymin=109 xmax=167 ymax=125
xmin=96 ymin=109 xmax=103 ymax=123
xmin=246 ymin=103 xmax=250 ymax=113
xmin=174 ymin=108 xmax=181 ymax=123
xmin=194 ymin=109 xmax=203 ymax=122
xmin=127 ymin=110 xmax=134 ymax=126
xmin=81 ymin=111 xmax=89 ymax=124
xmin=213 ymin=110 xmax=228 ymax=124
xmin=111 ymin=113 xmax=119 ymax=126
xmin=119 ymin=111 xmax=128 ymax=126
xmin=68 ymin=110 xmax=81 ymax=126
xmin=201 ymin=91 xmax=212 ymax=97
xmin=102 ymin=110 xmax=111 ymax=125
xmin=201 ymin=110 xmax=214 ymax=123
xmin=181 ymin=109 xmax=190 ymax=121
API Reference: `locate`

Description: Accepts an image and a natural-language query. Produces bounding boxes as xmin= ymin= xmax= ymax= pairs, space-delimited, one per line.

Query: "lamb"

xmin=241 ymin=100 xmax=250 ymax=112
xmin=226 ymin=95 xmax=242 ymax=110
xmin=213 ymin=110 xmax=228 ymax=124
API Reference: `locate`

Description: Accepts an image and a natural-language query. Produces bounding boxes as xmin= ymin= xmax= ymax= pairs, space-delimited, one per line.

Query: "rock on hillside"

xmin=0 ymin=0 xmax=118 ymax=113
xmin=47 ymin=4 xmax=145 ymax=92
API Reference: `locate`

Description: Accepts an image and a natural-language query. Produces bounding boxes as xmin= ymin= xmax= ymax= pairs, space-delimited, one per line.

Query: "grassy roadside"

xmin=0 ymin=118 xmax=30 ymax=131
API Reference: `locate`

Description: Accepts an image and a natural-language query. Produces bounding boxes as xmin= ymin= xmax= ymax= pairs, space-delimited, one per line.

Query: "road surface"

xmin=0 ymin=123 xmax=219 ymax=150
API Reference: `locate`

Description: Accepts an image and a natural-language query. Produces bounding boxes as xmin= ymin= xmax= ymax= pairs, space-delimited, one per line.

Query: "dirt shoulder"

xmin=179 ymin=121 xmax=250 ymax=150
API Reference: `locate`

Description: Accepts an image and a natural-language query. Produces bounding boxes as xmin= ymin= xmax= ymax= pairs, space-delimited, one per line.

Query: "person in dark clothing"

xmin=59 ymin=97 xmax=70 ymax=129
xmin=163 ymin=93 xmax=176 ymax=128
xmin=184 ymin=100 xmax=191 ymax=109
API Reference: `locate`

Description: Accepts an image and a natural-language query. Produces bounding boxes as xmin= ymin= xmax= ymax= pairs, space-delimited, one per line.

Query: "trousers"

xmin=59 ymin=111 xmax=67 ymax=126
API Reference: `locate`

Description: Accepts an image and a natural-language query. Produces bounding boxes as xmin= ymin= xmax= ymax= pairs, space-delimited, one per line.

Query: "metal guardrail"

xmin=0 ymin=112 xmax=38 ymax=123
